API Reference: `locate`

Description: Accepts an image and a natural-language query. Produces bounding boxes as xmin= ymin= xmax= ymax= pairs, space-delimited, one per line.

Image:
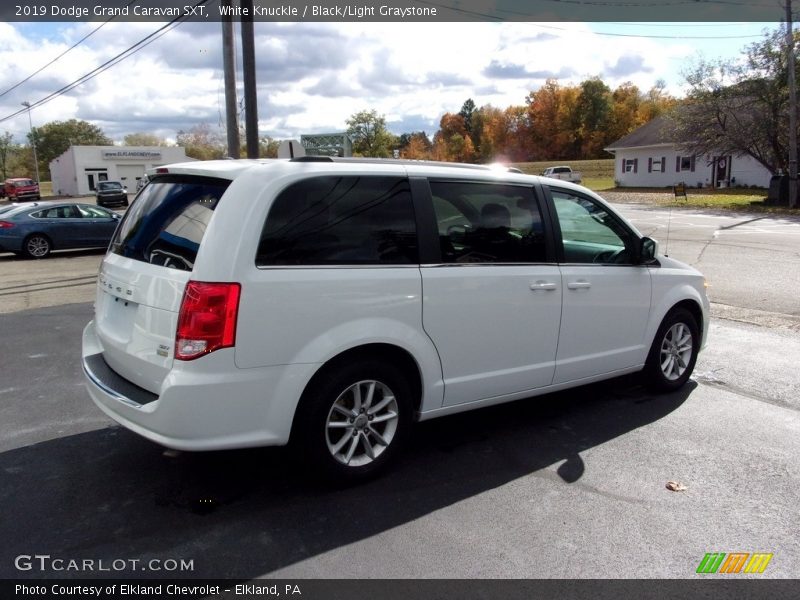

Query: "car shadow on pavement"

xmin=0 ymin=377 xmax=693 ymax=579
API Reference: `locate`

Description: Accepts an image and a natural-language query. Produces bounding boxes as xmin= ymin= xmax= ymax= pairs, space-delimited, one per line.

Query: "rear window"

xmin=109 ymin=175 xmax=230 ymax=271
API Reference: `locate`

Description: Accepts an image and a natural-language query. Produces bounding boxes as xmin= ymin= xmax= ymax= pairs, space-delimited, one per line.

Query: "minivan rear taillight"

xmin=175 ymin=281 xmax=241 ymax=360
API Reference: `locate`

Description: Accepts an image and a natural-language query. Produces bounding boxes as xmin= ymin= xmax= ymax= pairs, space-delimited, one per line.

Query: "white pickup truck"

xmin=541 ymin=165 xmax=582 ymax=184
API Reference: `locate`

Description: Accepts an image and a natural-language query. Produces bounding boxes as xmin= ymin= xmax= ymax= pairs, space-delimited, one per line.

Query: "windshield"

xmin=109 ymin=175 xmax=230 ymax=271
xmin=98 ymin=182 xmax=123 ymax=190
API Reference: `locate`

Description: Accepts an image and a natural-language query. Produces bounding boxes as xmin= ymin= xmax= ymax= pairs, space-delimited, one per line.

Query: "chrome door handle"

xmin=530 ymin=281 xmax=557 ymax=291
xmin=567 ymin=280 xmax=592 ymax=290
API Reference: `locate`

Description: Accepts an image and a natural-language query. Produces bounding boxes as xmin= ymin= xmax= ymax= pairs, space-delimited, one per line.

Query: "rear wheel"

xmin=294 ymin=360 xmax=413 ymax=482
xmin=643 ymin=308 xmax=699 ymax=392
xmin=23 ymin=234 xmax=51 ymax=259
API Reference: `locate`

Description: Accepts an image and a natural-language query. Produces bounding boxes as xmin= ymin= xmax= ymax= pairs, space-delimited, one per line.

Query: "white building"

xmin=605 ymin=116 xmax=772 ymax=189
xmin=49 ymin=145 xmax=191 ymax=196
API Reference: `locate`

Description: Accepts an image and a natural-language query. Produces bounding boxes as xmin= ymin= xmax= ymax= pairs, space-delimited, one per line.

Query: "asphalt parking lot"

xmin=0 ymin=202 xmax=798 ymax=582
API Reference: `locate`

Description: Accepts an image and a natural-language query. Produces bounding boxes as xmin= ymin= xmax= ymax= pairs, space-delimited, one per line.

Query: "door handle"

xmin=567 ymin=280 xmax=592 ymax=290
xmin=530 ymin=281 xmax=557 ymax=291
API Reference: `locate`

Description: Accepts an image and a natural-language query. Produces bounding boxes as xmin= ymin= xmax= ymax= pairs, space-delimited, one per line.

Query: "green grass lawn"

xmin=512 ymin=159 xmax=616 ymax=192
xmin=512 ymin=159 xmax=615 ymax=180
xmin=628 ymin=190 xmax=784 ymax=212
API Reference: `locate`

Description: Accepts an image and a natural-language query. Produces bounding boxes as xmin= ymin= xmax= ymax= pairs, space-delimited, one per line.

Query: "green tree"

xmin=576 ymin=77 xmax=612 ymax=158
xmin=0 ymin=131 xmax=20 ymax=180
xmin=345 ymin=109 xmax=396 ymax=157
xmin=30 ymin=119 xmax=112 ymax=175
xmin=259 ymin=136 xmax=281 ymax=158
xmin=672 ymin=28 xmax=793 ymax=175
xmin=123 ymin=132 xmax=169 ymax=146
xmin=459 ymin=98 xmax=477 ymax=135
xmin=176 ymin=123 xmax=226 ymax=160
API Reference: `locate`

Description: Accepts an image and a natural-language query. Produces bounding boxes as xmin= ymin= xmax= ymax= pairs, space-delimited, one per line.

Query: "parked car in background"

xmin=0 ymin=201 xmax=120 ymax=258
xmin=541 ymin=166 xmax=582 ymax=184
xmin=2 ymin=178 xmax=41 ymax=201
xmin=95 ymin=181 xmax=128 ymax=208
xmin=82 ymin=157 xmax=709 ymax=482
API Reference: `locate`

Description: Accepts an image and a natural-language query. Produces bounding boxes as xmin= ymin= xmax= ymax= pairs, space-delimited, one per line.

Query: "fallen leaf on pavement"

xmin=666 ymin=481 xmax=688 ymax=492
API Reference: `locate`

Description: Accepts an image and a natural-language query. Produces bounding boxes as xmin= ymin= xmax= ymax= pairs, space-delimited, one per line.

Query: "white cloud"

xmin=0 ymin=21 xmax=770 ymax=143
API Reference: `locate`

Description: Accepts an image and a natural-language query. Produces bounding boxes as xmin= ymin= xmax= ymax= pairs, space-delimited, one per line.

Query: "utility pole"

xmin=21 ymin=101 xmax=40 ymax=183
xmin=221 ymin=0 xmax=239 ymax=158
xmin=787 ymin=0 xmax=798 ymax=208
xmin=241 ymin=0 xmax=259 ymax=158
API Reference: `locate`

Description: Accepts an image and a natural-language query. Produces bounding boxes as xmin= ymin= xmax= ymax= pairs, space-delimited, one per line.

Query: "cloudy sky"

xmin=0 ymin=20 xmax=778 ymax=145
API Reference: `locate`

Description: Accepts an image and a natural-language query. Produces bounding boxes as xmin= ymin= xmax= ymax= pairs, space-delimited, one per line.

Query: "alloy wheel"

xmin=325 ymin=379 xmax=399 ymax=467
xmin=659 ymin=322 xmax=693 ymax=381
xmin=26 ymin=236 xmax=50 ymax=258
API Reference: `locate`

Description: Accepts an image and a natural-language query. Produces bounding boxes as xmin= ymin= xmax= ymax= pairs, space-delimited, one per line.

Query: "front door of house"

xmin=715 ymin=156 xmax=730 ymax=187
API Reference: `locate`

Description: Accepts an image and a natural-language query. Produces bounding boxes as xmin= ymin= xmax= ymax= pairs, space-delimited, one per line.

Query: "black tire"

xmin=643 ymin=308 xmax=699 ymax=392
xmin=293 ymin=360 xmax=413 ymax=483
xmin=23 ymin=234 xmax=52 ymax=259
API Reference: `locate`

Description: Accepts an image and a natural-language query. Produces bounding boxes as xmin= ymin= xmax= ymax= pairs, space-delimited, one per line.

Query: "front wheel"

xmin=643 ymin=308 xmax=699 ymax=392
xmin=294 ymin=360 xmax=413 ymax=482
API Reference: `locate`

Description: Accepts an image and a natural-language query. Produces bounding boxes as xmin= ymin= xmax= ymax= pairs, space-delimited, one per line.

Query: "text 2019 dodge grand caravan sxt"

xmin=82 ymin=157 xmax=709 ymax=480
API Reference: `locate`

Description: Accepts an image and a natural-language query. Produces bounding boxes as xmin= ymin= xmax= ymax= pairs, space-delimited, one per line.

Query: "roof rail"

xmin=288 ymin=156 xmax=522 ymax=172
xmin=290 ymin=156 xmax=333 ymax=162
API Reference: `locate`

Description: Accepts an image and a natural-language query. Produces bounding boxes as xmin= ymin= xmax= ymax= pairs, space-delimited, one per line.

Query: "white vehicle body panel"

xmin=554 ymin=264 xmax=652 ymax=383
xmin=421 ymin=264 xmax=562 ymax=406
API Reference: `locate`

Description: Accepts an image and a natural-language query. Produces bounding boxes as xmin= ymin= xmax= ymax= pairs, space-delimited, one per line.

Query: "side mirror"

xmin=638 ymin=237 xmax=658 ymax=264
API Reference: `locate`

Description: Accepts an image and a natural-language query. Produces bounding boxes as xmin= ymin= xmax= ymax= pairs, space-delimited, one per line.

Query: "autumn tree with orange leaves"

xmin=361 ymin=77 xmax=677 ymax=164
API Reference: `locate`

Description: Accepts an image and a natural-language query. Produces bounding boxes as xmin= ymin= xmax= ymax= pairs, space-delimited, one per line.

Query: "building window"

xmin=676 ymin=155 xmax=695 ymax=172
xmin=648 ymin=157 xmax=666 ymax=173
xmin=623 ymin=158 xmax=638 ymax=173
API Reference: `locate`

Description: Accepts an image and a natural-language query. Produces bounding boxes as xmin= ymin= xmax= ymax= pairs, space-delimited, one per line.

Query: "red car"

xmin=2 ymin=178 xmax=41 ymax=201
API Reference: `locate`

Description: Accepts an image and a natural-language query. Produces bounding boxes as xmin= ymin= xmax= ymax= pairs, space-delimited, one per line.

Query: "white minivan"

xmin=82 ymin=157 xmax=709 ymax=480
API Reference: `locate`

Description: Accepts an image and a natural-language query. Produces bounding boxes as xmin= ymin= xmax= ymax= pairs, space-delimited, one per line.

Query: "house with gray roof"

xmin=604 ymin=115 xmax=772 ymax=189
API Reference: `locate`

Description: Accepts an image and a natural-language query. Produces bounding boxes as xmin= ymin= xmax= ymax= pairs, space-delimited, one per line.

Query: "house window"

xmin=648 ymin=157 xmax=666 ymax=173
xmin=623 ymin=158 xmax=638 ymax=173
xmin=676 ymin=155 xmax=695 ymax=172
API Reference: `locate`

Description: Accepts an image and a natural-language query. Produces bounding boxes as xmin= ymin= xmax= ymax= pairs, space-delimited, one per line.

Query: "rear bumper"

xmin=82 ymin=320 xmax=316 ymax=451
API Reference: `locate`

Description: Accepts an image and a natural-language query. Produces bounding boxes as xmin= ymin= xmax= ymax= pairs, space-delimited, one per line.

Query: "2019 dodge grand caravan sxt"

xmin=82 ymin=157 xmax=709 ymax=480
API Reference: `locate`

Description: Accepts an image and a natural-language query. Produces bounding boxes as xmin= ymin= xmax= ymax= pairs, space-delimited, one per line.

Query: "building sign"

xmin=102 ymin=150 xmax=162 ymax=160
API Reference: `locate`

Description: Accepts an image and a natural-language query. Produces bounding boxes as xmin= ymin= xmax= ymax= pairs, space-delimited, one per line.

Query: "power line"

xmin=0 ymin=0 xmax=213 ymax=125
xmin=0 ymin=0 xmax=139 ymax=101
xmin=605 ymin=21 xmax=776 ymax=27
xmin=415 ymin=0 xmax=785 ymax=19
